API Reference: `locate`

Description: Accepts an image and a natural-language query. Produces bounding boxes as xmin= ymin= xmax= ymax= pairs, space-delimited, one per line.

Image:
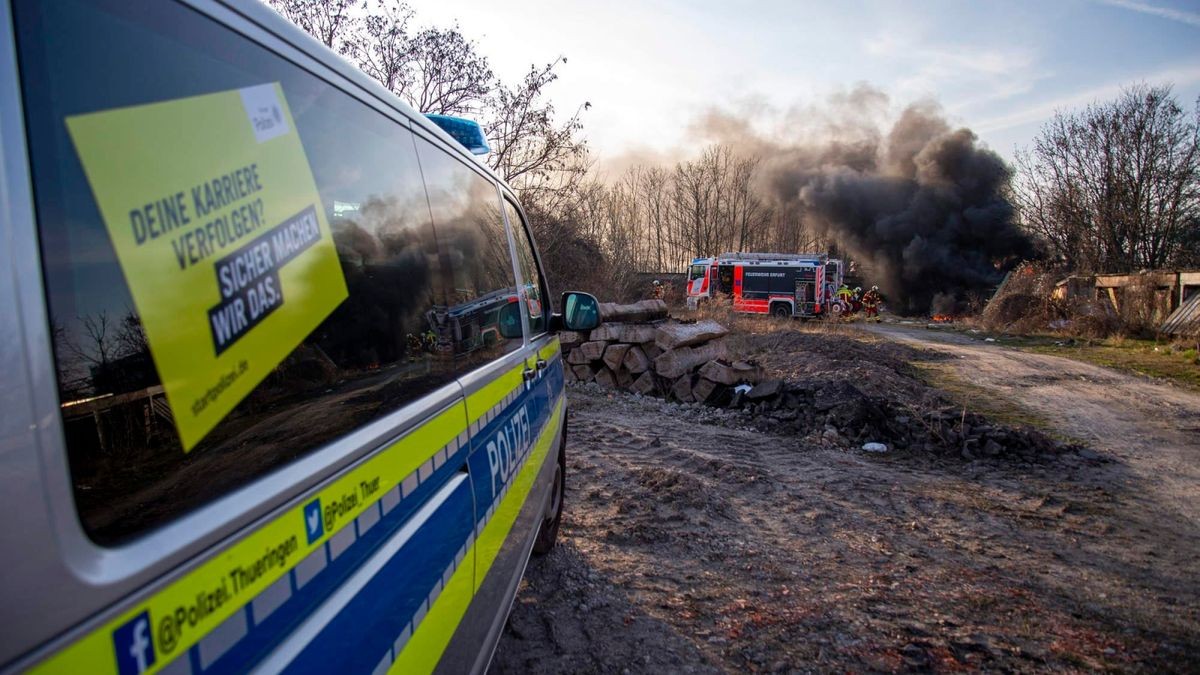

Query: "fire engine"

xmin=685 ymin=252 xmax=847 ymax=318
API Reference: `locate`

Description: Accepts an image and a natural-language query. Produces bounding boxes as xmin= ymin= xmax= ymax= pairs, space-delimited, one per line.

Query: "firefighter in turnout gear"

xmin=652 ymin=279 xmax=665 ymax=300
xmin=833 ymin=283 xmax=855 ymax=317
xmin=862 ymin=285 xmax=883 ymax=322
xmin=406 ymin=332 xmax=422 ymax=360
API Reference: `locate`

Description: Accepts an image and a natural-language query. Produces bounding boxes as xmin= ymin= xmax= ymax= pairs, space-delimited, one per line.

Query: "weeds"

xmin=1025 ymin=339 xmax=1200 ymax=391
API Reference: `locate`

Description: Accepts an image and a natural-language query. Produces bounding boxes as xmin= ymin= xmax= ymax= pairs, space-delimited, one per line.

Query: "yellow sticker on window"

xmin=66 ymin=83 xmax=348 ymax=451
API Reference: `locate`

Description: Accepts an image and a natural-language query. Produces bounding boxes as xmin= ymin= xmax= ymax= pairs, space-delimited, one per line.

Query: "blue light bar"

xmin=424 ymin=114 xmax=490 ymax=155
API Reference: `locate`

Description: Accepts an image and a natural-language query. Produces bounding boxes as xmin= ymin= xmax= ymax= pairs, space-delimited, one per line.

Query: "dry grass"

xmin=691 ymin=295 xmax=853 ymax=335
xmin=936 ymin=321 xmax=1200 ymax=392
xmin=1025 ymin=338 xmax=1200 ymax=391
xmin=687 ymin=296 xmax=863 ymax=358
xmin=910 ymin=359 xmax=1076 ymax=442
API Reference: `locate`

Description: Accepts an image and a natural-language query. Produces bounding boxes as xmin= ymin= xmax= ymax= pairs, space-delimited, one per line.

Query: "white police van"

xmin=0 ymin=0 xmax=600 ymax=672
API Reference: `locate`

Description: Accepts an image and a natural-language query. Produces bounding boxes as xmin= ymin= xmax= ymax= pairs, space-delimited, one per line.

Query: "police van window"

xmin=504 ymin=198 xmax=548 ymax=335
xmin=14 ymin=0 xmax=456 ymax=544
xmin=414 ymin=136 xmax=523 ymax=372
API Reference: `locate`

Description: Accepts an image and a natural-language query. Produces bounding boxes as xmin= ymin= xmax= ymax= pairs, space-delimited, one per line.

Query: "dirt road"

xmin=863 ymin=322 xmax=1200 ymax=529
xmin=491 ymin=325 xmax=1200 ymax=673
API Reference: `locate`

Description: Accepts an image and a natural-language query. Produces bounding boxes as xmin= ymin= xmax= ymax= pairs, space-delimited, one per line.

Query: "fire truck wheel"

xmin=771 ymin=303 xmax=792 ymax=319
xmin=829 ymin=302 xmax=845 ymax=316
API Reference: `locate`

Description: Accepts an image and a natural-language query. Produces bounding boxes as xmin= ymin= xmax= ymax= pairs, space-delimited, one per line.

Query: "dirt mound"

xmin=603 ymin=465 xmax=735 ymax=546
xmin=732 ymin=329 xmax=937 ymax=401
xmin=632 ymin=466 xmax=727 ymax=514
xmin=732 ymin=378 xmax=1073 ymax=461
xmin=571 ymin=323 xmax=1080 ymax=461
xmin=688 ymin=327 xmax=1077 ymax=461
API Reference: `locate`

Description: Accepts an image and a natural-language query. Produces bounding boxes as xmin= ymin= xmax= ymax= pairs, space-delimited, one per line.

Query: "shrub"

xmin=979 ymin=263 xmax=1126 ymax=338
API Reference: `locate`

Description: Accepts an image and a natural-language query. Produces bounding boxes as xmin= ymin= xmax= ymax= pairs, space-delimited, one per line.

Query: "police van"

xmin=0 ymin=0 xmax=600 ymax=672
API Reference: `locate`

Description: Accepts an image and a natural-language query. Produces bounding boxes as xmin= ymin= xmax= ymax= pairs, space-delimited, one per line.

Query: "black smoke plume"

xmin=702 ymin=88 xmax=1034 ymax=314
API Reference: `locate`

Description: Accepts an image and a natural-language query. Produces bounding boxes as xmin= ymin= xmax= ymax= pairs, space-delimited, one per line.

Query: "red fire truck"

xmin=685 ymin=252 xmax=846 ymax=318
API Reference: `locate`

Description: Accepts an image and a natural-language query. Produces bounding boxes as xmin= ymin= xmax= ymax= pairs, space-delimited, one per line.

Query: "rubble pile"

xmin=728 ymin=379 xmax=1074 ymax=460
xmin=563 ymin=311 xmax=1077 ymax=461
xmin=561 ymin=300 xmax=765 ymax=401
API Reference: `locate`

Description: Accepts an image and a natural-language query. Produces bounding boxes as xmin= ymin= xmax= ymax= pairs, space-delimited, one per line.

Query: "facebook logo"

xmin=113 ymin=611 xmax=155 ymax=675
xmin=303 ymin=498 xmax=324 ymax=544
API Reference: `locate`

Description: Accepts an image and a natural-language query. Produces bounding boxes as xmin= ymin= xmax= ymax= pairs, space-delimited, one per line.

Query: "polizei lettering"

xmin=486 ymin=405 xmax=531 ymax=499
xmin=323 ymin=489 xmax=359 ymax=533
xmin=227 ymin=535 xmax=299 ymax=594
xmin=155 ymin=579 xmax=232 ymax=654
xmin=152 ymin=533 xmax=299 ymax=655
xmin=206 ymin=205 xmax=322 ymax=355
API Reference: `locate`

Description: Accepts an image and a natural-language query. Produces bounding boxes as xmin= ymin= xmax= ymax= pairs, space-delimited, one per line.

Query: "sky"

xmin=404 ymin=0 xmax=1200 ymax=172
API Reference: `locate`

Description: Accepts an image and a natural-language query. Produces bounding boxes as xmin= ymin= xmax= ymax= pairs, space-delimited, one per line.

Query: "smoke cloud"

xmin=696 ymin=85 xmax=1034 ymax=314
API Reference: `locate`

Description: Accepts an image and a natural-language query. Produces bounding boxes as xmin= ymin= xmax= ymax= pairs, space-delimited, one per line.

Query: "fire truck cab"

xmin=686 ymin=252 xmax=845 ymax=319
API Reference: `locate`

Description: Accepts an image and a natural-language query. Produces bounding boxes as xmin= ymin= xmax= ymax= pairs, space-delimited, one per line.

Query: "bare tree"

xmin=402 ymin=26 xmax=493 ymax=115
xmin=671 ymin=154 xmax=711 ymax=262
xmin=271 ymin=1 xmax=591 ymax=216
xmin=1015 ymin=84 xmax=1200 ymax=272
xmin=267 ymin=2 xmax=608 ymax=294
xmin=65 ymin=311 xmax=118 ymax=372
xmin=521 ymin=177 xmax=613 ymax=297
xmin=600 ymin=171 xmax=643 ymax=277
xmin=343 ymin=0 xmax=415 ymax=92
xmin=267 ymin=0 xmax=357 ymax=50
xmin=730 ymin=154 xmax=765 ymax=252
xmin=638 ymin=167 xmax=672 ymax=272
xmin=54 ymin=309 xmax=153 ymax=395
xmin=314 ymin=2 xmax=492 ymax=118
xmin=115 ymin=309 xmax=151 ymax=359
xmin=486 ymin=58 xmax=590 ymax=194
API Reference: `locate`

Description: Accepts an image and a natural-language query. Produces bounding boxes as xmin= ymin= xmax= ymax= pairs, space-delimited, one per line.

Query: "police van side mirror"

xmin=551 ymin=291 xmax=601 ymax=332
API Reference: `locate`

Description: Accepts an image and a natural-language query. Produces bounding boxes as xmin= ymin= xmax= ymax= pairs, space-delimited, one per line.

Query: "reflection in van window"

xmin=15 ymin=0 xmax=456 ymax=544
xmin=415 ymin=137 xmax=523 ymax=372
xmin=506 ymin=198 xmax=548 ymax=335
